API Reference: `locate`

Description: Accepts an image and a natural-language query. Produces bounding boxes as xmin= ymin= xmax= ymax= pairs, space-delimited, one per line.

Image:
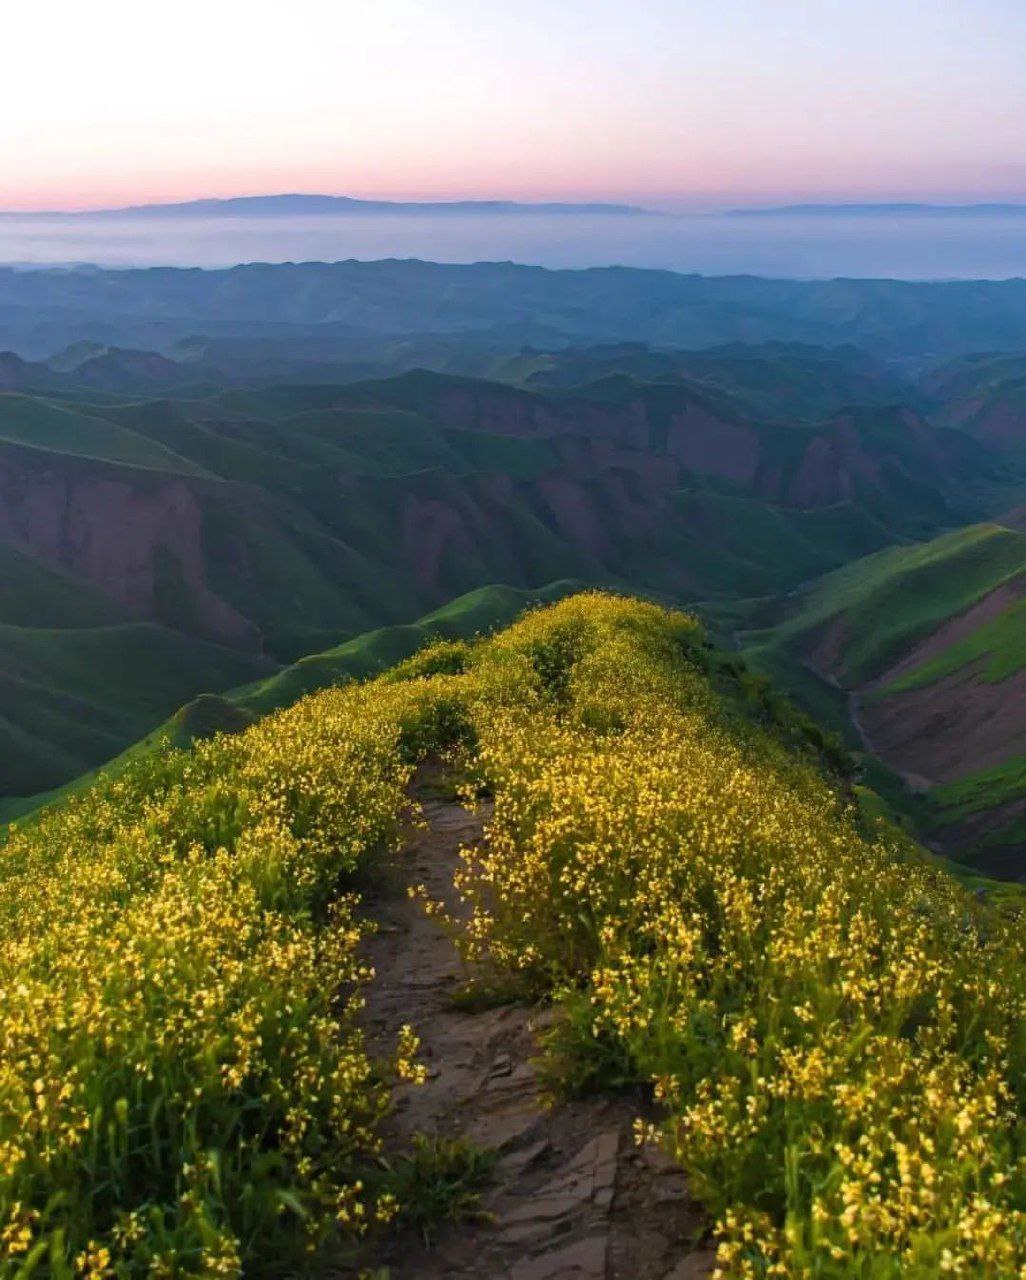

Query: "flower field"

xmin=447 ymin=595 xmax=1026 ymax=1278
xmin=2 ymin=591 xmax=1025 ymax=1276
xmin=0 ymin=677 xmax=439 ymax=1275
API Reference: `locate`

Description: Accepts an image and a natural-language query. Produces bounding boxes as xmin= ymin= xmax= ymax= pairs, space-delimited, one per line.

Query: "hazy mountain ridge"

xmin=6 ymin=193 xmax=649 ymax=218
xmin=731 ymin=202 xmax=1026 ymax=216
xmin=6 ymin=259 xmax=1026 ymax=361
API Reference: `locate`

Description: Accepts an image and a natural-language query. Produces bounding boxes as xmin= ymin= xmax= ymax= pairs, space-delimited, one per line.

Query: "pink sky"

xmin=5 ymin=0 xmax=1025 ymax=212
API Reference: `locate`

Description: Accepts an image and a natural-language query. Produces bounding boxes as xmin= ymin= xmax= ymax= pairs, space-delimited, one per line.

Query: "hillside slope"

xmin=0 ymin=581 xmax=582 ymax=820
xmin=5 ymin=356 xmax=973 ymax=801
xmin=0 ymin=369 xmax=931 ymax=662
xmin=5 ymin=593 xmax=1026 ymax=1277
xmin=743 ymin=522 xmax=1026 ymax=871
xmin=512 ymin=340 xmax=920 ymax=421
xmin=923 ymin=350 xmax=1026 ymax=455
xmin=0 ymin=345 xmax=1021 ymax=807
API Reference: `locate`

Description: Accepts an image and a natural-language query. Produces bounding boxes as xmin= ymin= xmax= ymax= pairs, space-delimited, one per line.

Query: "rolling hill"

xmin=0 ymin=335 xmax=1023 ymax=821
xmin=922 ymin=349 xmax=1026 ymax=456
xmin=7 ymin=592 xmax=1026 ymax=1277
xmin=741 ymin=521 xmax=1026 ymax=872
xmin=510 ymin=340 xmax=920 ymax=421
xmin=0 ymin=580 xmax=582 ymax=823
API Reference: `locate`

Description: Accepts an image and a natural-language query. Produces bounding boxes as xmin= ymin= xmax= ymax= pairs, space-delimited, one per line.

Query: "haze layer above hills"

xmin=6 ymin=212 xmax=1026 ymax=275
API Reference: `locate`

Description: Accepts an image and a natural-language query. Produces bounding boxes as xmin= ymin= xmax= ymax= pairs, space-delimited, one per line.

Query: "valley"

xmin=741 ymin=520 xmax=1026 ymax=873
xmin=3 ymin=278 xmax=1026 ymax=885
xmin=12 ymin=9 xmax=1026 ymax=1276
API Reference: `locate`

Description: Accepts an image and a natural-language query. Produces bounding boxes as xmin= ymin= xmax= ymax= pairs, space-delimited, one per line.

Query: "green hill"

xmin=0 ymin=581 xmax=581 ymax=821
xmin=4 ymin=593 xmax=1026 ymax=1276
xmin=0 ymin=622 xmax=273 ymax=797
xmin=0 ymin=350 xmax=1021 ymax=814
xmin=517 ymin=340 xmax=919 ymax=421
xmin=2 ymin=358 xmax=956 ymax=803
xmin=0 ymin=392 xmax=209 ymax=474
xmin=741 ymin=522 xmax=1026 ymax=870
xmin=233 ymin=580 xmax=581 ymax=715
xmin=746 ymin=522 xmax=1026 ymax=684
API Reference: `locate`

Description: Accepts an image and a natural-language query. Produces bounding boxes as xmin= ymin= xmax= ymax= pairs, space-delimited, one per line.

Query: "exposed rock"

xmin=341 ymin=768 xmax=705 ymax=1279
xmin=0 ymin=446 xmax=258 ymax=647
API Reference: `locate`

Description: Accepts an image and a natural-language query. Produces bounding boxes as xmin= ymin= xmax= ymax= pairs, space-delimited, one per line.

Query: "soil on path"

xmin=353 ymin=773 xmax=713 ymax=1280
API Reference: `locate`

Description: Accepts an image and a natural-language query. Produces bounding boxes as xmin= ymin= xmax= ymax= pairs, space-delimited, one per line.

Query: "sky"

xmin=5 ymin=0 xmax=1026 ymax=211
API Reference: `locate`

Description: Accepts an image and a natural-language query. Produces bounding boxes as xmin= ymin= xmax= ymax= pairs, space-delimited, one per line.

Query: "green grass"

xmin=0 ymin=545 xmax=126 ymax=628
xmin=882 ymin=586 xmax=1026 ymax=692
xmin=234 ymin=581 xmax=582 ymax=715
xmin=0 ymin=393 xmax=210 ymax=475
xmin=0 ymin=581 xmax=582 ymax=823
xmin=0 ymin=622 xmax=269 ymax=717
xmin=746 ymin=523 xmax=1026 ymax=685
xmin=665 ymin=491 xmax=891 ymax=600
xmin=0 ymin=623 xmax=272 ymax=803
xmin=739 ymin=640 xmax=857 ymax=744
xmin=376 ymin=1136 xmax=496 ymax=1244
xmin=734 ymin=523 xmax=1026 ymax=871
xmin=930 ymin=755 xmax=1026 ymax=823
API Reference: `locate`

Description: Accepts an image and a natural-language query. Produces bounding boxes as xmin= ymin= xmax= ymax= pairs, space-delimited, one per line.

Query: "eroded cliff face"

xmin=793 ymin=575 xmax=1026 ymax=866
xmin=665 ymin=403 xmax=760 ymax=485
xmin=0 ymin=376 xmax=956 ymax=669
xmin=0 ymin=444 xmax=258 ymax=648
xmin=396 ymin=378 xmax=952 ymax=514
xmin=424 ymin=381 xmax=655 ymax=451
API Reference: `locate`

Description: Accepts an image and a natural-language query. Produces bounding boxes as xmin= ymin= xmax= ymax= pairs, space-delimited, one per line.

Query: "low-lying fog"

xmin=2 ymin=211 xmax=1026 ymax=279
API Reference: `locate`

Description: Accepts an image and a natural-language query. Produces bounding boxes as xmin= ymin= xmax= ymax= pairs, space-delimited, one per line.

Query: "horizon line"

xmin=4 ymin=190 xmax=1026 ymax=217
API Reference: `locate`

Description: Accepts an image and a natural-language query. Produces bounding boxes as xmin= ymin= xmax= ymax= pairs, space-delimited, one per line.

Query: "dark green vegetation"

xmin=509 ymin=340 xmax=921 ymax=420
xmin=7 ymin=336 xmax=987 ymax=804
xmin=923 ymin=349 xmax=1026 ymax=465
xmin=0 ymin=583 xmax=582 ymax=824
xmin=4 ymin=262 xmax=1026 ymax=876
xmin=0 ymin=622 xmax=271 ymax=798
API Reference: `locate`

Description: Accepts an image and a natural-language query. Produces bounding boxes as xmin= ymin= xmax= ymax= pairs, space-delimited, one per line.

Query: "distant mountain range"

xmin=5 ymin=259 xmax=1026 ymax=363
xmin=5 ymin=194 xmax=649 ymax=219
xmin=731 ymin=202 xmax=1026 ymax=217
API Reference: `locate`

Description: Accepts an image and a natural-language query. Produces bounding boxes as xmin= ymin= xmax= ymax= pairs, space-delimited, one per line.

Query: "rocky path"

xmin=353 ymin=773 xmax=712 ymax=1280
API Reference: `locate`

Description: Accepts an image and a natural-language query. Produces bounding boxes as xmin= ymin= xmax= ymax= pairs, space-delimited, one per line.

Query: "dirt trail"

xmin=354 ymin=775 xmax=712 ymax=1280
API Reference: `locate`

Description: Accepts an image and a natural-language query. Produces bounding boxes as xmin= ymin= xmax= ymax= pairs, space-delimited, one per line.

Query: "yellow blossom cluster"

xmin=5 ymin=588 xmax=1026 ymax=1277
xmin=442 ymin=593 xmax=1026 ymax=1278
xmin=0 ymin=674 xmax=452 ymax=1276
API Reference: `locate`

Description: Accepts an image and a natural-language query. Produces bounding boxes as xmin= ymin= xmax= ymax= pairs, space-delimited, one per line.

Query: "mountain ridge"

xmin=7 ymin=259 xmax=1026 ymax=362
xmin=4 ymin=193 xmax=650 ymax=219
xmin=730 ymin=202 xmax=1026 ymax=216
